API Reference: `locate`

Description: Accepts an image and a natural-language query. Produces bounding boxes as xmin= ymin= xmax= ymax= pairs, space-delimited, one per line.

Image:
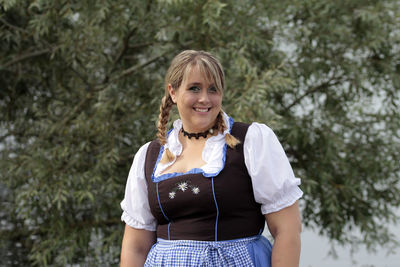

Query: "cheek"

xmin=212 ymin=95 xmax=222 ymax=107
xmin=178 ymin=95 xmax=195 ymax=108
xmin=187 ymin=94 xmax=196 ymax=103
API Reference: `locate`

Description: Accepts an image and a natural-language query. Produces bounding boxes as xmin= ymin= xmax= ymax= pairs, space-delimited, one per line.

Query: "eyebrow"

xmin=187 ymin=82 xmax=201 ymax=86
xmin=187 ymin=82 xmax=215 ymax=88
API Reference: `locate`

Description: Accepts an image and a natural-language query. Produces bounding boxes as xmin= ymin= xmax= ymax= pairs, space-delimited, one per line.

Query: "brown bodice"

xmin=144 ymin=122 xmax=265 ymax=241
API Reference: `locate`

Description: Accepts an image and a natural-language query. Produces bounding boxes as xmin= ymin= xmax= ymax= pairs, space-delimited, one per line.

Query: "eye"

xmin=208 ymin=86 xmax=218 ymax=93
xmin=188 ymin=86 xmax=201 ymax=92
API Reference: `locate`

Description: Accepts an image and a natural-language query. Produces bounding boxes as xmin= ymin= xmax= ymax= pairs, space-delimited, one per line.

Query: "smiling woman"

xmin=119 ymin=50 xmax=303 ymax=267
xmin=168 ymin=65 xmax=222 ymax=134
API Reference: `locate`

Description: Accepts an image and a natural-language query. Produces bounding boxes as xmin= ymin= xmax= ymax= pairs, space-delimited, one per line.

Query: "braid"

xmin=157 ymin=95 xmax=175 ymax=163
xmin=216 ymin=111 xmax=226 ymax=133
xmin=157 ymin=95 xmax=174 ymax=145
xmin=225 ymin=132 xmax=240 ymax=148
xmin=215 ymin=111 xmax=240 ymax=148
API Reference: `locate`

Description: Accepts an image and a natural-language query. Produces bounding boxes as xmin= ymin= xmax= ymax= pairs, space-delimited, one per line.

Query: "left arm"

xmin=265 ymin=201 xmax=302 ymax=267
xmin=243 ymin=123 xmax=303 ymax=266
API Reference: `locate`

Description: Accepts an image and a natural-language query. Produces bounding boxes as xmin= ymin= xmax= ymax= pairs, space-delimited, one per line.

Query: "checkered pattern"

xmin=144 ymin=236 xmax=261 ymax=267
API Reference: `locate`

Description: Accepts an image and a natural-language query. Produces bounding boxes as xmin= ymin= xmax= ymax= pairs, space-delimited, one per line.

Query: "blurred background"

xmin=1 ymin=0 xmax=399 ymax=266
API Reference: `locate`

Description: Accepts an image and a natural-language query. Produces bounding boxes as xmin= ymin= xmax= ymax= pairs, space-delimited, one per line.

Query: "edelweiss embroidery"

xmin=169 ymin=192 xmax=176 ymax=199
xmin=177 ymin=182 xmax=188 ymax=192
xmin=169 ymin=181 xmax=200 ymax=199
xmin=192 ymin=187 xmax=200 ymax=194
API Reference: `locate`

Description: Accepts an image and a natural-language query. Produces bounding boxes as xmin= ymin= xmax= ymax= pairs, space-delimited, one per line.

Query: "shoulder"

xmin=246 ymin=122 xmax=276 ymax=141
xmin=130 ymin=142 xmax=152 ymax=167
xmin=230 ymin=121 xmax=251 ymax=142
xmin=136 ymin=142 xmax=152 ymax=156
xmin=231 ymin=121 xmax=278 ymax=145
xmin=243 ymin=122 xmax=286 ymax=157
xmin=140 ymin=139 xmax=161 ymax=160
xmin=147 ymin=139 xmax=161 ymax=153
xmin=232 ymin=121 xmax=251 ymax=129
xmin=233 ymin=121 xmax=275 ymax=135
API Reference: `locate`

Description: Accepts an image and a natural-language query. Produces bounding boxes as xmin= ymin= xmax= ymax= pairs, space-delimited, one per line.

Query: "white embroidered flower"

xmin=178 ymin=182 xmax=188 ymax=192
xmin=192 ymin=187 xmax=200 ymax=194
xmin=169 ymin=192 xmax=176 ymax=199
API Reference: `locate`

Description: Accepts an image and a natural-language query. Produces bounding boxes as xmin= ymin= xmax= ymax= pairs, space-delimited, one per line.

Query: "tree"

xmin=1 ymin=0 xmax=399 ymax=265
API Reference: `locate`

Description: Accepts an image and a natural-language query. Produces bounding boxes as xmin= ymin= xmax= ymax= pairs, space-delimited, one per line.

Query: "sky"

xmin=300 ymin=218 xmax=400 ymax=267
xmin=261 ymin=204 xmax=400 ymax=267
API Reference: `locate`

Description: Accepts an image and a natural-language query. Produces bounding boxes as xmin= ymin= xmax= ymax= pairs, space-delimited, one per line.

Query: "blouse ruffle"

xmin=120 ymin=114 xmax=303 ymax=230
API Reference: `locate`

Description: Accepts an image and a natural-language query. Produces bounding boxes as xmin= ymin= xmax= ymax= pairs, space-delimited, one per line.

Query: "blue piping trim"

xmin=156 ymin=183 xmax=170 ymax=222
xmin=151 ymin=117 xmax=235 ymax=183
xmin=168 ymin=222 xmax=171 ymax=240
xmin=156 ymin=183 xmax=172 ymax=239
xmin=211 ymin=177 xmax=219 ymax=241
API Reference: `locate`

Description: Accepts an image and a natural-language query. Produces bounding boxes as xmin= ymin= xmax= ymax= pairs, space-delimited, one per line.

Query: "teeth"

xmin=195 ymin=108 xmax=209 ymax=112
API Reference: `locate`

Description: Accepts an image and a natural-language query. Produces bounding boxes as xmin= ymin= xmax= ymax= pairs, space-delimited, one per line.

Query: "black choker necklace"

xmin=181 ymin=125 xmax=217 ymax=139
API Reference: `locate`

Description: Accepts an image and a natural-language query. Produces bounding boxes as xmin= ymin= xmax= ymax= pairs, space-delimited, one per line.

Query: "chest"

xmin=143 ymin=122 xmax=266 ymax=240
xmin=162 ymin=141 xmax=207 ymax=174
xmin=146 ymin=144 xmax=257 ymax=224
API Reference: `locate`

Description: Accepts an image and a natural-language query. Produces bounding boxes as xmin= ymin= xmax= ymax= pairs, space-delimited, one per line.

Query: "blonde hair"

xmin=157 ymin=50 xmax=240 ymax=163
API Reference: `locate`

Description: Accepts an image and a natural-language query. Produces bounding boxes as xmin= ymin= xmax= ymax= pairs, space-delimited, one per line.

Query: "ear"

xmin=168 ymin=84 xmax=177 ymax=103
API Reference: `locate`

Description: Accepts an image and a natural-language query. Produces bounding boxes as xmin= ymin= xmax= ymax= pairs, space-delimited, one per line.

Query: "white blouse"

xmin=121 ymin=113 xmax=303 ymax=231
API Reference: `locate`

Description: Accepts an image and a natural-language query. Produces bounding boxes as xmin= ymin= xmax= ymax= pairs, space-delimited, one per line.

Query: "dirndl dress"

xmin=141 ymin=121 xmax=275 ymax=266
xmin=144 ymin=234 xmax=272 ymax=267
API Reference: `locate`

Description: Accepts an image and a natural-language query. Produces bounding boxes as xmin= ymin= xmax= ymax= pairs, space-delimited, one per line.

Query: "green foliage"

xmin=1 ymin=0 xmax=399 ymax=265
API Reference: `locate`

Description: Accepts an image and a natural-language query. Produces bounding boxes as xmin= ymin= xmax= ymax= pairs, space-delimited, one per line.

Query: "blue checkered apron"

xmin=144 ymin=235 xmax=272 ymax=267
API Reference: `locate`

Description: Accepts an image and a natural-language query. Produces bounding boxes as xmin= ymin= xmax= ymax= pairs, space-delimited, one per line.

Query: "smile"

xmin=194 ymin=107 xmax=210 ymax=112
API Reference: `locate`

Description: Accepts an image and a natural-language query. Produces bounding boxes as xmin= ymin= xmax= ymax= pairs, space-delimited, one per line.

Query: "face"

xmin=168 ymin=65 xmax=222 ymax=133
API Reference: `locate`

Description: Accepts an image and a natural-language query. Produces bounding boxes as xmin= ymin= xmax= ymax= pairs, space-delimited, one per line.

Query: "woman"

xmin=120 ymin=50 xmax=303 ymax=266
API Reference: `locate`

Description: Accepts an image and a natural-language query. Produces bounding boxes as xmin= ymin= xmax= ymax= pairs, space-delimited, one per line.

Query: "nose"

xmin=198 ymin=89 xmax=210 ymax=103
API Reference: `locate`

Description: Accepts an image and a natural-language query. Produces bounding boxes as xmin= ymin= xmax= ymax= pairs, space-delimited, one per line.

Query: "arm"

xmin=243 ymin=123 xmax=303 ymax=266
xmin=265 ymin=201 xmax=302 ymax=267
xmin=120 ymin=142 xmax=157 ymax=266
xmin=120 ymin=224 xmax=156 ymax=267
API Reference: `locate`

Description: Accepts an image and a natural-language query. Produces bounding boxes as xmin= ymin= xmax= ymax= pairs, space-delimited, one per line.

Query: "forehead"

xmin=182 ymin=64 xmax=214 ymax=86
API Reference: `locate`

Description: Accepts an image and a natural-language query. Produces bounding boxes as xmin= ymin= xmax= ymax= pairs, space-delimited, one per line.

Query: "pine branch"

xmin=283 ymin=78 xmax=342 ymax=112
xmin=94 ymin=48 xmax=174 ymax=91
xmin=0 ymin=17 xmax=30 ymax=34
xmin=113 ymin=27 xmax=138 ymax=66
xmin=1 ymin=46 xmax=61 ymax=69
xmin=58 ymin=91 xmax=93 ymax=128
xmin=56 ymin=48 xmax=176 ymax=128
xmin=131 ymin=41 xmax=156 ymax=50
xmin=109 ymin=50 xmax=170 ymax=82
xmin=1 ymin=49 xmax=51 ymax=69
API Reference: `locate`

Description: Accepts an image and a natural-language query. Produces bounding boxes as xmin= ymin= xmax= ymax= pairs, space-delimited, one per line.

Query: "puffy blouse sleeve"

xmin=120 ymin=142 xmax=157 ymax=231
xmin=244 ymin=123 xmax=303 ymax=214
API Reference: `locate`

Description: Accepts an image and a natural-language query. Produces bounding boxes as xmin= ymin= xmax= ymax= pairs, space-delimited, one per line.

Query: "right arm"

xmin=120 ymin=225 xmax=156 ymax=267
xmin=120 ymin=142 xmax=157 ymax=266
